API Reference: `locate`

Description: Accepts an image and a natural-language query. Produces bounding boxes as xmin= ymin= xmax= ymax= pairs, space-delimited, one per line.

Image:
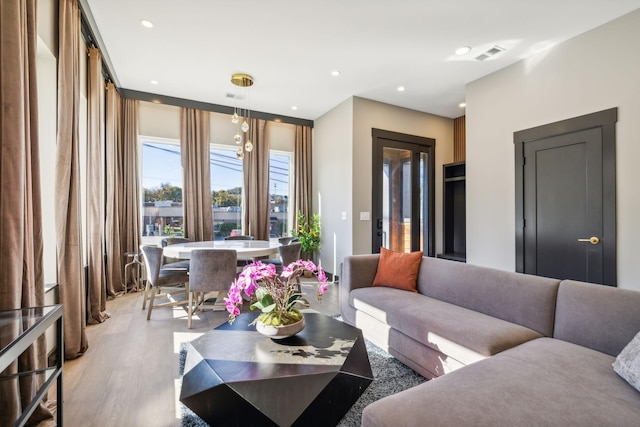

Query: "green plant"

xmin=292 ymin=211 xmax=320 ymax=253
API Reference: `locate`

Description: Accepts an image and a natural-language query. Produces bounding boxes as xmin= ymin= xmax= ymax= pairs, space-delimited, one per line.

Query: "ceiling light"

xmin=230 ymin=73 xmax=254 ymax=159
xmin=455 ymin=46 xmax=471 ymax=56
xmin=475 ymin=45 xmax=505 ymax=61
xmin=150 ymin=80 xmax=158 ymax=85
xmin=331 ymin=70 xmax=340 ymax=76
xmin=291 ymin=106 xmax=298 ymax=111
xmin=140 ymin=20 xmax=154 ymax=28
xmin=397 ymin=86 xmax=405 ymax=92
xmin=459 ymin=102 xmax=466 ymax=108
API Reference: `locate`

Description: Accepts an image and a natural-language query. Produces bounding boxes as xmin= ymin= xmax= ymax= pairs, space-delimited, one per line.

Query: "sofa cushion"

xmin=350 ymin=287 xmax=542 ymax=365
xmin=613 ymin=330 xmax=640 ymax=392
xmin=362 ymin=338 xmax=640 ymax=427
xmin=417 ymin=257 xmax=560 ymax=336
xmin=372 ymin=247 xmax=422 ymax=292
xmin=555 ymin=280 xmax=640 ymax=356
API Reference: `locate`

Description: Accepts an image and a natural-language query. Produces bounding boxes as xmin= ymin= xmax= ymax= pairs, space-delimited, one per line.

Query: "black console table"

xmin=0 ymin=305 xmax=63 ymax=427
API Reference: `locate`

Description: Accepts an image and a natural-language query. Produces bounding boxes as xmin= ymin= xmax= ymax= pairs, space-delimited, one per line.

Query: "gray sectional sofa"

xmin=339 ymin=254 xmax=640 ymax=426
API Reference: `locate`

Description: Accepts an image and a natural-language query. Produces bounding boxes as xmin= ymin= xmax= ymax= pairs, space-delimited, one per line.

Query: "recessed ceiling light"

xmin=459 ymin=102 xmax=466 ymax=108
xmin=397 ymin=86 xmax=405 ymax=92
xmin=331 ymin=70 xmax=340 ymax=77
xmin=291 ymin=106 xmax=298 ymax=111
xmin=140 ymin=19 xmax=154 ymax=28
xmin=455 ymin=46 xmax=471 ymax=56
xmin=150 ymin=80 xmax=158 ymax=85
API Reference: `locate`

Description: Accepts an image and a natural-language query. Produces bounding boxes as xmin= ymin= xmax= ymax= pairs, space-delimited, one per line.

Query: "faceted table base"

xmin=180 ymin=312 xmax=373 ymax=426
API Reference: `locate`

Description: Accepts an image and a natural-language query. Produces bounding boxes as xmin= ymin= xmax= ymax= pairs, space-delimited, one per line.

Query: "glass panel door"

xmin=382 ymin=147 xmax=412 ymax=252
xmin=372 ymin=129 xmax=435 ymax=256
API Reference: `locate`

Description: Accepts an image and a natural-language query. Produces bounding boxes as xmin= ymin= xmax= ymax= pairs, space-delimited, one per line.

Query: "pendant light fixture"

xmin=230 ymin=73 xmax=254 ymax=159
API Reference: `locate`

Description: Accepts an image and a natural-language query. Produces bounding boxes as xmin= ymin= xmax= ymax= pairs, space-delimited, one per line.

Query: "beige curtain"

xmin=56 ymin=0 xmax=88 ymax=360
xmin=0 ymin=0 xmax=54 ymax=424
xmin=105 ymin=84 xmax=122 ymax=295
xmin=180 ymin=108 xmax=213 ymax=241
xmin=243 ymin=119 xmax=270 ymax=240
xmin=105 ymin=85 xmax=140 ymax=294
xmin=293 ymin=125 xmax=313 ymax=227
xmin=87 ymin=47 xmax=109 ymax=323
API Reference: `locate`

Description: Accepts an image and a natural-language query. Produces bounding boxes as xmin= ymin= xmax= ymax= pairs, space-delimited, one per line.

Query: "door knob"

xmin=577 ymin=236 xmax=600 ymax=245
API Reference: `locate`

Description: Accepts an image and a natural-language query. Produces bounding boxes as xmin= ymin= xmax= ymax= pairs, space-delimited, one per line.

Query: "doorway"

xmin=372 ymin=129 xmax=435 ymax=256
xmin=514 ymin=108 xmax=617 ymax=285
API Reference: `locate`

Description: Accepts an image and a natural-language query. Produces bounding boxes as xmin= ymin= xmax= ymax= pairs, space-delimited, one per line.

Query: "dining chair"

xmin=161 ymin=236 xmax=191 ymax=267
xmin=279 ymin=241 xmax=302 ymax=269
xmin=225 ymin=235 xmax=256 ymax=268
xmin=140 ymin=245 xmax=190 ymax=320
xmin=277 ymin=236 xmax=299 ymax=246
xmin=187 ymin=249 xmax=238 ymax=328
xmin=264 ymin=239 xmax=301 ymax=272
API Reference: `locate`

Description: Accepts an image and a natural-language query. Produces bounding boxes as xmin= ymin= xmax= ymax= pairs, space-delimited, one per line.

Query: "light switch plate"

xmin=341 ymin=211 xmax=347 ymax=220
xmin=360 ymin=211 xmax=370 ymax=221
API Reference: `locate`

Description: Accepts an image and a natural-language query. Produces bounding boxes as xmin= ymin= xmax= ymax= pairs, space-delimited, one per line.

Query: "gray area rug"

xmin=178 ymin=329 xmax=426 ymax=426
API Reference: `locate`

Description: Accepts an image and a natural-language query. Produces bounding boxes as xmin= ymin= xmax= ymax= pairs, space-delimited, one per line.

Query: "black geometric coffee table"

xmin=180 ymin=311 xmax=373 ymax=426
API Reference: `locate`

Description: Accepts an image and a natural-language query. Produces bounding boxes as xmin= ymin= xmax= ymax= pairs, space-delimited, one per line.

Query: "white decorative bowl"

xmin=256 ymin=316 xmax=305 ymax=339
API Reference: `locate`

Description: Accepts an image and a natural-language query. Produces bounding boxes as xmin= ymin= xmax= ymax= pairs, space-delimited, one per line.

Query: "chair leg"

xmin=142 ymin=280 xmax=151 ymax=310
xmin=124 ymin=262 xmax=131 ymax=294
xmin=147 ymin=286 xmax=157 ymax=320
xmin=188 ymin=291 xmax=194 ymax=329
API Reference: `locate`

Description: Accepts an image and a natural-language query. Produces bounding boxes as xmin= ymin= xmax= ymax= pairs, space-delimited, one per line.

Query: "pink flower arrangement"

xmin=225 ymin=259 xmax=329 ymax=326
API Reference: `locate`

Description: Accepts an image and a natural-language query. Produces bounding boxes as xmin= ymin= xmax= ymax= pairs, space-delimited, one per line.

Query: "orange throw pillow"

xmin=372 ymin=247 xmax=423 ymax=292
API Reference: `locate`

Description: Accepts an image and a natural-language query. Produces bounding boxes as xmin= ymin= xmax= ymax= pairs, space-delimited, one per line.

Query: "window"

xmin=269 ymin=151 xmax=291 ymax=238
xmin=210 ymin=146 xmax=292 ymax=240
xmin=211 ymin=145 xmax=243 ymax=239
xmin=140 ymin=136 xmax=293 ymax=243
xmin=140 ymin=137 xmax=183 ymax=245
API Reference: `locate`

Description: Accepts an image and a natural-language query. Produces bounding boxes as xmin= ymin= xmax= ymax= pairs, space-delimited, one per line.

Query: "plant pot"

xmin=301 ymin=250 xmax=317 ymax=264
xmin=303 ymin=269 xmax=313 ymax=278
xmin=256 ymin=316 xmax=305 ymax=339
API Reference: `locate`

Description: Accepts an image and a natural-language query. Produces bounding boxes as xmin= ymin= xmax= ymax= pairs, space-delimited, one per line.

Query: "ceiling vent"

xmin=475 ymin=45 xmax=505 ymax=61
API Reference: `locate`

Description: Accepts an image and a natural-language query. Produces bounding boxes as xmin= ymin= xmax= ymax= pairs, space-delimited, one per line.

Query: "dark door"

xmin=372 ymin=129 xmax=435 ymax=256
xmin=514 ymin=108 xmax=617 ymax=285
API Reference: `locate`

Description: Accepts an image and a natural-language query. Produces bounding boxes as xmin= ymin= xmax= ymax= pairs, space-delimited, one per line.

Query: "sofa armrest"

xmin=339 ymin=254 xmax=380 ymax=325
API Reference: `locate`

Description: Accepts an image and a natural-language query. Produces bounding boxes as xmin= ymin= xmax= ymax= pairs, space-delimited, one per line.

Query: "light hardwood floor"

xmin=61 ymin=280 xmax=340 ymax=426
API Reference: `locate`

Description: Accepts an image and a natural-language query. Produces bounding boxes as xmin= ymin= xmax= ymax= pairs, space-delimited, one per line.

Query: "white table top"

xmin=162 ymin=240 xmax=280 ymax=259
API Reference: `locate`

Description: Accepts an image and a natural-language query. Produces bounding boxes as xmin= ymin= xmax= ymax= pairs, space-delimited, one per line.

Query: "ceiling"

xmin=82 ymin=0 xmax=640 ymax=121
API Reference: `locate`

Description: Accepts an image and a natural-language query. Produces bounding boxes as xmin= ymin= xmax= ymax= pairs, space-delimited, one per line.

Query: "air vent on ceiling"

xmin=225 ymin=93 xmax=244 ymax=100
xmin=475 ymin=45 xmax=505 ymax=61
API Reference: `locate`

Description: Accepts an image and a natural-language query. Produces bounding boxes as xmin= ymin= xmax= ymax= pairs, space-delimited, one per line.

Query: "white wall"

xmin=352 ymin=98 xmax=454 ymax=256
xmin=139 ymin=102 xmax=296 ymax=151
xmin=466 ymin=9 xmax=640 ymax=290
xmin=37 ymin=0 xmax=59 ymax=286
xmin=37 ymin=41 xmax=58 ymax=285
xmin=139 ymin=102 xmax=181 ymax=140
xmin=314 ymin=98 xmax=354 ymax=277
xmin=314 ymin=96 xmax=454 ymax=278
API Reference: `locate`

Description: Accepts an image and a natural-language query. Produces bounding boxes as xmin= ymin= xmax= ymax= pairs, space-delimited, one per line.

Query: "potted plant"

xmin=225 ymin=260 xmax=329 ymax=338
xmin=292 ymin=211 xmax=321 ymax=263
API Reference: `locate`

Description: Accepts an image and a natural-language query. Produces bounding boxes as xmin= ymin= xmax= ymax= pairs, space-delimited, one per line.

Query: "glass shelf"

xmin=0 ymin=305 xmax=63 ymax=427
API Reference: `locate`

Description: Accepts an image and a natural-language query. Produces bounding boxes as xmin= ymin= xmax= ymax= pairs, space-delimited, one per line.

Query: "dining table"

xmin=162 ymin=240 xmax=281 ymax=260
